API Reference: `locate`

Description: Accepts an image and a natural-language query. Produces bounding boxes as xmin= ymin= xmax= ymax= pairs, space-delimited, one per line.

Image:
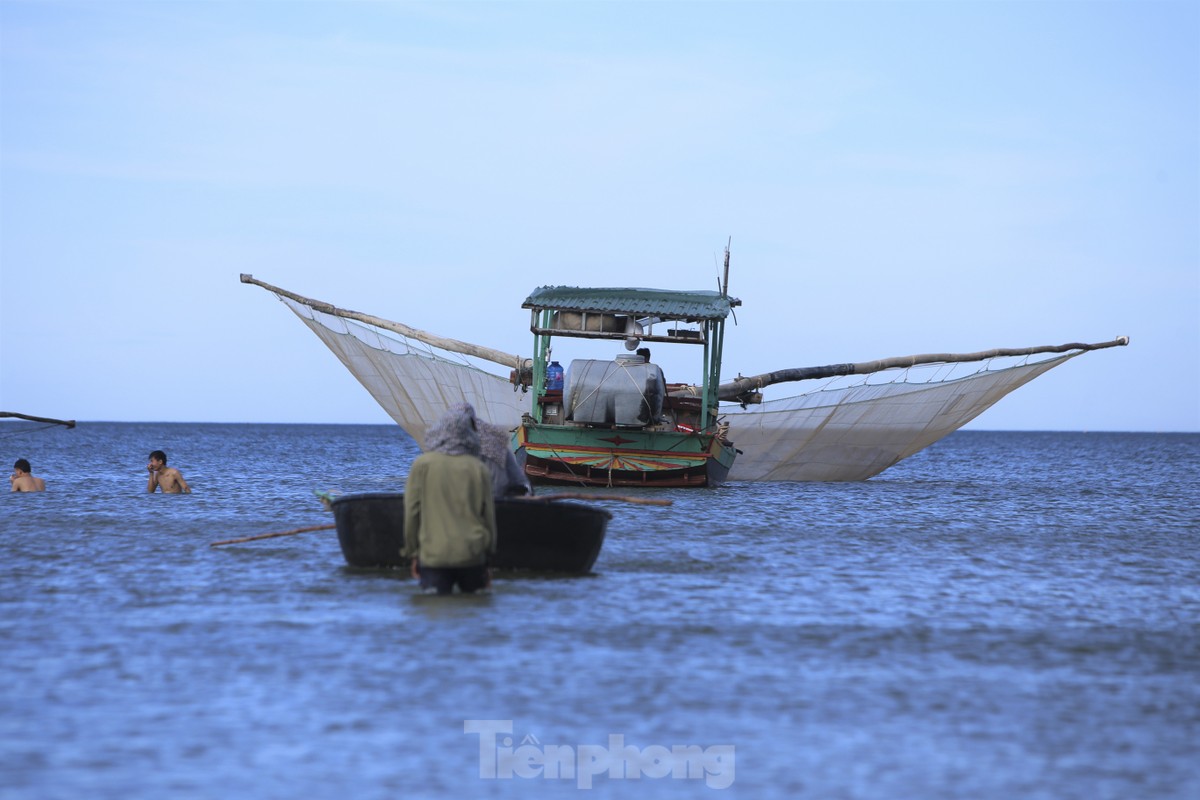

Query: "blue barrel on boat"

xmin=546 ymin=361 xmax=564 ymax=391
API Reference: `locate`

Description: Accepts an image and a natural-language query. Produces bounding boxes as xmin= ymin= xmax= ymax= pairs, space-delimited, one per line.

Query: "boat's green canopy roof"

xmin=523 ymin=286 xmax=740 ymax=321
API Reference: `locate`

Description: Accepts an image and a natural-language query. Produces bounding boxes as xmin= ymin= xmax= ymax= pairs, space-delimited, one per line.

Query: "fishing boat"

xmin=513 ymin=284 xmax=737 ymax=487
xmin=240 ymin=256 xmax=1128 ymax=484
xmin=330 ymin=492 xmax=611 ymax=573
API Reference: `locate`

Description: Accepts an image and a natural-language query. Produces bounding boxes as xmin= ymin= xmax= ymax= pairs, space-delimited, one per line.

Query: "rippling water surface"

xmin=1 ymin=423 xmax=1197 ymax=799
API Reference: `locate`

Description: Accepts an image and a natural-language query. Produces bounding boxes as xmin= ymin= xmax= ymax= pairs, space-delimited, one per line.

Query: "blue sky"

xmin=1 ymin=0 xmax=1196 ymax=431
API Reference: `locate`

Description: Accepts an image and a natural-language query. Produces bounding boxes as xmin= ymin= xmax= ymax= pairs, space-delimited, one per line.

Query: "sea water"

xmin=0 ymin=423 xmax=1197 ymax=799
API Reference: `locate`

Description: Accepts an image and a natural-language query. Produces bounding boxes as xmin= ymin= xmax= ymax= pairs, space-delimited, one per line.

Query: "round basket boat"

xmin=329 ymin=492 xmax=611 ymax=574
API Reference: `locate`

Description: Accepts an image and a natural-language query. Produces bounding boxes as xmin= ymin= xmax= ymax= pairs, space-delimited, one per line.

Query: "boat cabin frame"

xmin=521 ymin=286 xmax=740 ymax=433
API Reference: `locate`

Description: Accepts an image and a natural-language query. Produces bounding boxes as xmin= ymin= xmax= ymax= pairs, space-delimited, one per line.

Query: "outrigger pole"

xmin=239 ymin=274 xmax=527 ymax=371
xmin=718 ymin=337 xmax=1130 ymax=403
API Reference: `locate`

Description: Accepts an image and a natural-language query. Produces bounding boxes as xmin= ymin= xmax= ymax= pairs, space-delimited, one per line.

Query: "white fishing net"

xmin=720 ymin=354 xmax=1077 ymax=481
xmin=278 ymin=294 xmax=1080 ymax=481
xmin=280 ymin=297 xmax=529 ymax=448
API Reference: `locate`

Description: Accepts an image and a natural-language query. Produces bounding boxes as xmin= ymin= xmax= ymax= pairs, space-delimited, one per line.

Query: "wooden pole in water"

xmin=536 ymin=493 xmax=672 ymax=507
xmin=210 ymin=523 xmax=336 ymax=547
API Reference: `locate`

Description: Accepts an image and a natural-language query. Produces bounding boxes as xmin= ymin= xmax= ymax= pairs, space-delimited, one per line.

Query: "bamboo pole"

xmin=0 ymin=411 xmax=75 ymax=428
xmin=716 ymin=336 xmax=1130 ymax=402
xmin=535 ymin=493 xmax=672 ymax=507
xmin=210 ymin=523 xmax=335 ymax=547
xmin=240 ymin=273 xmax=527 ymax=370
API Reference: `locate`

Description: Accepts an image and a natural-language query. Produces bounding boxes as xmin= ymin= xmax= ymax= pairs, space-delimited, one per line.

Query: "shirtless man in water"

xmin=10 ymin=459 xmax=46 ymax=492
xmin=147 ymin=450 xmax=191 ymax=493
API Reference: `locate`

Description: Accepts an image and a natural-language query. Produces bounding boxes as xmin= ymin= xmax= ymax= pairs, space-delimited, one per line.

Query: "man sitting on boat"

xmin=402 ymin=403 xmax=498 ymax=595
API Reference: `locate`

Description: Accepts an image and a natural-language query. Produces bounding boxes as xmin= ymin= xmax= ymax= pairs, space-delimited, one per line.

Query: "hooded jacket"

xmin=401 ymin=403 xmax=497 ymax=567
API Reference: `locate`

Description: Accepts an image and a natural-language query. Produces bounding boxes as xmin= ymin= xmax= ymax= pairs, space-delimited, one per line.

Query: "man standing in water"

xmin=10 ymin=459 xmax=46 ymax=492
xmin=402 ymin=403 xmax=497 ymax=594
xmin=478 ymin=421 xmax=532 ymax=498
xmin=147 ymin=450 xmax=191 ymax=493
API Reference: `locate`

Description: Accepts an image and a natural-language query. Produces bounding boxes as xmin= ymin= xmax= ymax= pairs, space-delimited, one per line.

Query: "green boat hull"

xmin=515 ymin=423 xmax=736 ymax=488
